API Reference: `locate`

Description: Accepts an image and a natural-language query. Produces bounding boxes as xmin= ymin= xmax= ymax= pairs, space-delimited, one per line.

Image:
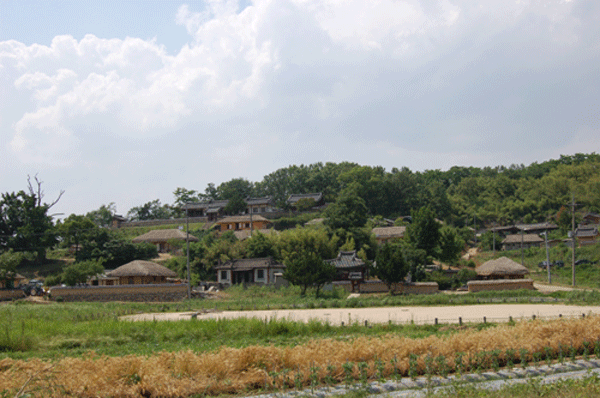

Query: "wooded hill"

xmin=171 ymin=153 xmax=600 ymax=228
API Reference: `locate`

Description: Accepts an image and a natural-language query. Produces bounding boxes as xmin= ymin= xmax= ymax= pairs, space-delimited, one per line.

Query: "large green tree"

xmin=0 ymin=176 xmax=63 ymax=263
xmin=406 ymin=206 xmax=441 ymax=260
xmin=374 ymin=242 xmax=408 ymax=294
xmin=283 ymin=250 xmax=335 ymax=296
xmin=324 ymin=182 xmax=368 ymax=230
xmin=86 ymin=203 xmax=117 ymax=227
xmin=127 ymin=199 xmax=173 ymax=221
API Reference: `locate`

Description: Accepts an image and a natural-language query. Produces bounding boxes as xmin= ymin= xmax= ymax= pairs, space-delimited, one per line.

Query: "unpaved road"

xmin=122 ymin=303 xmax=600 ymax=325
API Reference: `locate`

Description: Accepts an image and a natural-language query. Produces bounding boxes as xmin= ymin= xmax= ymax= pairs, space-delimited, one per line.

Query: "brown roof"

xmin=106 ymin=260 xmax=178 ymax=277
xmin=476 ymin=257 xmax=530 ymax=277
xmin=502 ymin=234 xmax=544 ymax=244
xmin=372 ymin=226 xmax=406 ymax=238
xmin=132 ymin=229 xmax=199 ymax=243
xmin=216 ymin=215 xmax=270 ymax=224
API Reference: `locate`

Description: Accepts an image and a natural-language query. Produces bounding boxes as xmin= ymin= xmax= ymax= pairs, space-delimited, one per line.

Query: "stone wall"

xmin=49 ymin=284 xmax=188 ymax=302
xmin=333 ymin=280 xmax=439 ymax=294
xmin=0 ymin=289 xmax=26 ymax=301
xmin=467 ymin=278 xmax=535 ymax=293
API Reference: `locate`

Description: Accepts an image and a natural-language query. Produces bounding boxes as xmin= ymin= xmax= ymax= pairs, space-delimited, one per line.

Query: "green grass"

xmin=434 ymin=373 xmax=600 ymax=397
xmin=0 ymin=299 xmax=485 ymax=360
xmin=2 ymin=285 xmax=600 ymax=361
xmin=478 ymin=242 xmax=600 ymax=289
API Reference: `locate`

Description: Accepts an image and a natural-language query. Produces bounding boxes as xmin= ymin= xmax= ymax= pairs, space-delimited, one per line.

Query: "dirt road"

xmin=122 ymin=303 xmax=600 ymax=325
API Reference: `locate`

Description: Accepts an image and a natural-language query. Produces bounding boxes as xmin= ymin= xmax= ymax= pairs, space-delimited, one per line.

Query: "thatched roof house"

xmin=132 ymin=229 xmax=199 ymax=253
xmin=502 ymin=233 xmax=543 ymax=251
xmin=106 ymin=260 xmax=178 ymax=285
xmin=476 ymin=257 xmax=530 ymax=280
xmin=372 ymin=226 xmax=406 ymax=244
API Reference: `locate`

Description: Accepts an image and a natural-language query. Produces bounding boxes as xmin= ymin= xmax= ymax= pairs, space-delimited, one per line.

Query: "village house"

xmin=501 ymin=233 xmax=544 ymax=251
xmin=132 ymin=228 xmax=199 ymax=253
xmin=286 ymin=193 xmax=325 ymax=210
xmin=475 ymin=257 xmax=530 ymax=280
xmin=216 ymin=215 xmax=272 ymax=232
xmin=102 ymin=260 xmax=178 ymax=285
xmin=215 ymin=257 xmax=285 ymax=286
xmin=0 ymin=273 xmax=25 ymax=289
xmin=246 ymin=197 xmax=277 ymax=214
xmin=185 ymin=199 xmax=230 ymax=221
xmin=371 ymin=226 xmax=406 ymax=244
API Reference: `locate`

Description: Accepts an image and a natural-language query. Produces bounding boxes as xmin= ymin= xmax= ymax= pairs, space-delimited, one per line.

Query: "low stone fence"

xmin=0 ymin=289 xmax=26 ymax=301
xmin=333 ymin=280 xmax=439 ymax=294
xmin=49 ymin=284 xmax=188 ymax=302
xmin=467 ymin=278 xmax=535 ymax=293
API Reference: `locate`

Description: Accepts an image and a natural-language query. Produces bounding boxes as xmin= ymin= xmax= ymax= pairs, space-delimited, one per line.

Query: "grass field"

xmin=2 ymin=287 xmax=600 ymax=397
xmin=3 ymin=309 xmax=600 ymax=397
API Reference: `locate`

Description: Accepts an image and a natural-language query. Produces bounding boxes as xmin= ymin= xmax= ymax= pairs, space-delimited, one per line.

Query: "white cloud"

xmin=1 ymin=0 xmax=600 ymax=215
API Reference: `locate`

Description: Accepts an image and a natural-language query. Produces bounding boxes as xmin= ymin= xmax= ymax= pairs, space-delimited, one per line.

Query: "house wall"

xmin=0 ymin=289 xmax=26 ymax=301
xmin=217 ymin=267 xmax=284 ymax=285
xmin=333 ymin=281 xmax=438 ymax=294
xmin=218 ymin=269 xmax=231 ymax=284
xmin=49 ymin=284 xmax=188 ymax=302
xmin=114 ymin=276 xmax=170 ymax=285
xmin=219 ymin=220 xmax=271 ymax=231
xmin=467 ymin=279 xmax=534 ymax=293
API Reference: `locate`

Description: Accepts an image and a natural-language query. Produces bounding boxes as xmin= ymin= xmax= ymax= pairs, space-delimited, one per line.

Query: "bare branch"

xmin=26 ymin=174 xmax=64 ymax=209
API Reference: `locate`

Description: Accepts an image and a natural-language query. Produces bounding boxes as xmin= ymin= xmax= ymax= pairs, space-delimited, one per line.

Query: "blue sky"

xmin=1 ymin=0 xmax=599 ymax=218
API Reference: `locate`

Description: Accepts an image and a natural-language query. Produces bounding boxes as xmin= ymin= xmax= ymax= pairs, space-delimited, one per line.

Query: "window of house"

xmin=221 ymin=270 xmax=228 ymax=280
xmin=257 ymin=269 xmax=264 ymax=279
xmin=253 ymin=207 xmax=259 ymax=213
xmin=228 ymin=224 xmax=233 ymax=229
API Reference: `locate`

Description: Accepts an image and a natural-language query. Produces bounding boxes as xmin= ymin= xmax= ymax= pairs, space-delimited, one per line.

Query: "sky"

xmin=1 ymin=0 xmax=600 ymax=218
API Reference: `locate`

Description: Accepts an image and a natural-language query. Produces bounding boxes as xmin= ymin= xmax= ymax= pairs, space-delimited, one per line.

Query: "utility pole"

xmin=186 ymin=203 xmax=191 ymax=299
xmin=520 ymin=227 xmax=524 ymax=266
xmin=570 ymin=195 xmax=577 ymax=286
xmin=543 ymin=230 xmax=551 ymax=284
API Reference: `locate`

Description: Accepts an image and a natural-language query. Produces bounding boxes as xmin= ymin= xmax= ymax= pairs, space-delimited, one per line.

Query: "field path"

xmin=122 ymin=303 xmax=600 ymax=325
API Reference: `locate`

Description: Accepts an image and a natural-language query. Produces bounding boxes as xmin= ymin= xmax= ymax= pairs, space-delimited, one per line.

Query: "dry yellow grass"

xmin=2 ymin=316 xmax=600 ymax=397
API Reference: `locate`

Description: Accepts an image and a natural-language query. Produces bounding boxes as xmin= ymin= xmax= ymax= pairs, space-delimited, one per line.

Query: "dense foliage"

xmin=167 ymin=153 xmax=600 ymax=227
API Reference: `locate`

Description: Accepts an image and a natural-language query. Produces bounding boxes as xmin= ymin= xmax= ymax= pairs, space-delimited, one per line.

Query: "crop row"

xmin=2 ymin=315 xmax=600 ymax=397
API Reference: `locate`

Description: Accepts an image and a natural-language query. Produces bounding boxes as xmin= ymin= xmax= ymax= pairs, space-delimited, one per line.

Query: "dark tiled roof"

xmin=215 ymin=257 xmax=284 ymax=271
xmin=246 ymin=197 xmax=274 ymax=206
xmin=287 ymin=193 xmax=323 ymax=204
xmin=186 ymin=200 xmax=229 ymax=210
xmin=515 ymin=222 xmax=558 ymax=232
xmin=576 ymin=227 xmax=599 ymax=238
xmin=326 ymin=251 xmax=365 ymax=269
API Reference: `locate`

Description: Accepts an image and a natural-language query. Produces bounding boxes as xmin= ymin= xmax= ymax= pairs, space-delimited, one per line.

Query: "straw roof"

xmin=106 ymin=260 xmax=178 ymax=277
xmin=132 ymin=229 xmax=199 ymax=243
xmin=216 ymin=215 xmax=270 ymax=224
xmin=502 ymin=234 xmax=543 ymax=244
xmin=476 ymin=257 xmax=530 ymax=277
xmin=372 ymin=226 xmax=406 ymax=238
